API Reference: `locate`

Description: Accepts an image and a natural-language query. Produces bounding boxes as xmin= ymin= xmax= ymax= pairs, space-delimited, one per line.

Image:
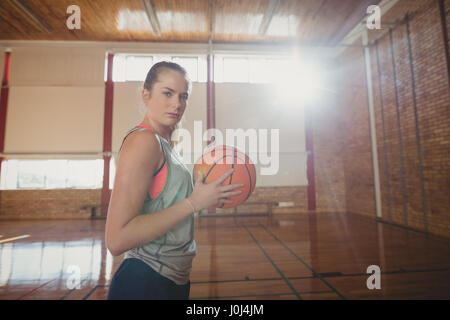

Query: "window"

xmin=223 ymin=57 xmax=249 ymax=83
xmin=17 ymin=160 xmax=46 ymax=189
xmin=125 ymin=56 xmax=153 ymax=81
xmin=105 ymin=54 xmax=207 ymax=83
xmin=104 ymin=53 xmax=294 ymax=84
xmin=172 ymin=57 xmax=198 ymax=82
xmin=249 ymin=58 xmax=271 ymax=83
xmin=213 ymin=55 xmax=292 ymax=84
xmin=67 ymin=160 xmax=103 ymax=189
xmin=0 ymin=159 xmax=103 ymax=190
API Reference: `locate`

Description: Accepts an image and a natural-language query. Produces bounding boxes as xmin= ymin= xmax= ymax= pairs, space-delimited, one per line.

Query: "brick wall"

xmin=0 ymin=189 xmax=101 ymax=219
xmin=447 ymin=0 xmax=450 ymax=59
xmin=0 ymin=186 xmax=309 ymax=218
xmin=336 ymin=46 xmax=376 ymax=219
xmin=209 ymin=186 xmax=308 ymax=215
xmin=312 ymin=96 xmax=347 ymax=214
xmin=335 ymin=0 xmax=450 ymax=238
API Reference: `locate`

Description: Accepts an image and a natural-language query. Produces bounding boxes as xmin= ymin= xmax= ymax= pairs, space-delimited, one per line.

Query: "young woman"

xmin=105 ymin=61 xmax=243 ymax=300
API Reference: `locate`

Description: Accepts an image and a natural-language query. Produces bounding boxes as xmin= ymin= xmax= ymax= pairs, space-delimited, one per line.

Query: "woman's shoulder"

xmin=120 ymin=128 xmax=163 ymax=161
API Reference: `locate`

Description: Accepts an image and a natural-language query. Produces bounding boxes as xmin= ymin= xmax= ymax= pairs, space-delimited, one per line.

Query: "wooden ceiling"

xmin=0 ymin=0 xmax=382 ymax=46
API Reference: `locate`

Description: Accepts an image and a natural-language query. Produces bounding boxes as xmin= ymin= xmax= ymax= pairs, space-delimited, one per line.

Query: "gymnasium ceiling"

xmin=0 ymin=0 xmax=383 ymax=46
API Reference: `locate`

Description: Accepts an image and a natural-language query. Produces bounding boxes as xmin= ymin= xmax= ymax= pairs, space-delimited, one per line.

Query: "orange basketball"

xmin=193 ymin=145 xmax=256 ymax=209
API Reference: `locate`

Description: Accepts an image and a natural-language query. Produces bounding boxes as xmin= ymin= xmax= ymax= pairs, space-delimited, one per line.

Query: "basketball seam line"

xmin=220 ymin=146 xmax=237 ymax=208
xmin=201 ymin=152 xmax=253 ymax=209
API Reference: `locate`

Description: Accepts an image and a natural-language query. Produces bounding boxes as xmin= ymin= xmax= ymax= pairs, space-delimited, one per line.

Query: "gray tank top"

xmin=118 ymin=126 xmax=196 ymax=285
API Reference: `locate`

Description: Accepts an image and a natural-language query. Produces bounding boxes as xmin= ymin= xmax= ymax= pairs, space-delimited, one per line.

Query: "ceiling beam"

xmin=8 ymin=0 xmax=51 ymax=33
xmin=258 ymin=0 xmax=280 ymax=36
xmin=142 ymin=0 xmax=161 ymax=36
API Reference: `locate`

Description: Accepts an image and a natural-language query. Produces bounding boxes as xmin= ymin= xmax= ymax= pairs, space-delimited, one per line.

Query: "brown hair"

xmin=144 ymin=61 xmax=192 ymax=94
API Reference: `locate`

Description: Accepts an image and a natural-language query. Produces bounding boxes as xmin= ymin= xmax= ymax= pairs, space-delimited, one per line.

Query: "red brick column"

xmin=305 ymin=107 xmax=316 ymax=211
xmin=0 ymin=51 xmax=11 ymax=190
xmin=101 ymin=53 xmax=114 ymax=217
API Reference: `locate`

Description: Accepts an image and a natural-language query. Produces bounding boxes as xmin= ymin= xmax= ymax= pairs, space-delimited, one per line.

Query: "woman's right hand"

xmin=188 ymin=169 xmax=244 ymax=211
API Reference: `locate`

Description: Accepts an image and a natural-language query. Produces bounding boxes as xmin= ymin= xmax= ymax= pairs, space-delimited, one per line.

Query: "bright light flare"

xmin=273 ymin=59 xmax=325 ymax=105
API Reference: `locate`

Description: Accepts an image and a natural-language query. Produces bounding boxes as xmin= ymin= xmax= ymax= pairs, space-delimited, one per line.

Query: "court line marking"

xmin=241 ymin=223 xmax=303 ymax=300
xmin=192 ymin=293 xmax=294 ymax=300
xmin=192 ymin=277 xmax=284 ymax=284
xmin=191 ymin=276 xmax=313 ymax=284
xmin=83 ymin=285 xmax=99 ymax=300
xmin=96 ymin=285 xmax=334 ymax=300
xmin=189 ymin=266 xmax=450 ymax=285
xmin=258 ymin=222 xmax=347 ymax=300
xmin=320 ymin=267 xmax=450 ymax=277
xmin=16 ymin=278 xmax=57 ymax=300
xmin=0 ymin=234 xmax=30 ymax=244
xmin=191 ymin=291 xmax=334 ymax=300
xmin=68 ymin=266 xmax=450 ymax=300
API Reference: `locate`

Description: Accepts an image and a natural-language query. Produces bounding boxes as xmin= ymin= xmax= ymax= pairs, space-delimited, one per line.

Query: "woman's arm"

xmin=105 ymin=129 xmax=243 ymax=257
xmin=108 ymin=198 xmax=195 ymax=256
xmin=105 ymin=129 xmax=189 ymax=256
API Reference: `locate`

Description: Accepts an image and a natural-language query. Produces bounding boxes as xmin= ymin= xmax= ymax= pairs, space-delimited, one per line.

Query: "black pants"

xmin=107 ymin=258 xmax=190 ymax=300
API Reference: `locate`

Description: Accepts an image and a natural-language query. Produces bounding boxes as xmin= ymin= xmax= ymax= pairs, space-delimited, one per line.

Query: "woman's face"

xmin=143 ymin=69 xmax=189 ymax=128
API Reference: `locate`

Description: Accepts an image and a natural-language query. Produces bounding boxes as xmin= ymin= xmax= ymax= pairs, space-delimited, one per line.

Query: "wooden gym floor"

xmin=1 ymin=212 xmax=450 ymax=300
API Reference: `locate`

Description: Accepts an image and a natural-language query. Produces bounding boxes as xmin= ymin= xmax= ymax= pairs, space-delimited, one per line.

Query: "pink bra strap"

xmin=135 ymin=124 xmax=157 ymax=133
